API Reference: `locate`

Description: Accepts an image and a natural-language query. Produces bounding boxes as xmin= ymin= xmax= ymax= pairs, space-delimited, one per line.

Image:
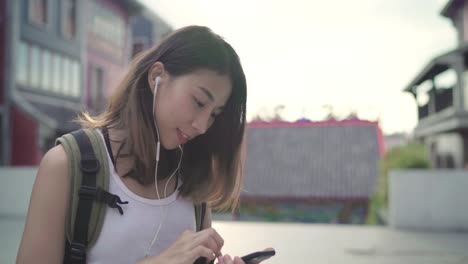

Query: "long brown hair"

xmin=78 ymin=26 xmax=247 ymax=210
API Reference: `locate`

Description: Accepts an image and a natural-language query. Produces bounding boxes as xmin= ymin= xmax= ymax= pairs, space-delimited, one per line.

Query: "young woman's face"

xmin=154 ymin=69 xmax=232 ymax=149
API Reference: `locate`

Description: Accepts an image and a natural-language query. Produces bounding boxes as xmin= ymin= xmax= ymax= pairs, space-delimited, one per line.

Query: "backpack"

xmin=56 ymin=129 xmax=207 ymax=264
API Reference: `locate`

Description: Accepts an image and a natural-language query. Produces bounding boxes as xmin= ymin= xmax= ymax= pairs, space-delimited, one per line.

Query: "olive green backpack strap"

xmin=56 ymin=129 xmax=128 ymax=263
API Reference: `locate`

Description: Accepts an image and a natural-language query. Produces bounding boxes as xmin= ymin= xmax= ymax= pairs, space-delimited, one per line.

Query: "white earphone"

xmin=145 ymin=76 xmax=184 ymax=257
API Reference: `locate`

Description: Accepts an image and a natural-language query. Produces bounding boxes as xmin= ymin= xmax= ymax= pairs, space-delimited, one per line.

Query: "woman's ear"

xmin=148 ymin=62 xmax=166 ymax=93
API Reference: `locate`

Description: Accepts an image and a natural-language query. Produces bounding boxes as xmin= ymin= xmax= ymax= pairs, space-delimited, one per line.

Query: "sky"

xmin=139 ymin=0 xmax=456 ymax=135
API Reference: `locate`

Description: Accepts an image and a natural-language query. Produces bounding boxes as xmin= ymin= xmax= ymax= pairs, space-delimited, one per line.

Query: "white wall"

xmin=389 ymin=169 xmax=468 ymax=231
xmin=0 ymin=167 xmax=37 ymax=216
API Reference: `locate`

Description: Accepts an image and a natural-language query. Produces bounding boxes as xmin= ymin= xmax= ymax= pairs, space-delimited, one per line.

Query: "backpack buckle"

xmin=79 ymin=186 xmax=97 ymax=200
xmin=97 ymin=190 xmax=129 ymax=215
xmin=69 ymin=241 xmax=86 ymax=262
xmin=80 ymin=159 xmax=100 ymax=174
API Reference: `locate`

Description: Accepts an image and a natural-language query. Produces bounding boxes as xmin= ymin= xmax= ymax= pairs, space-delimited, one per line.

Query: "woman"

xmin=17 ymin=25 xmax=257 ymax=264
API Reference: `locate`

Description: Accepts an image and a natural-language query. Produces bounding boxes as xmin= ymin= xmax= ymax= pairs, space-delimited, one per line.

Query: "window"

xmin=132 ymin=42 xmax=145 ymax=58
xmin=91 ymin=66 xmax=105 ymax=112
xmin=132 ymin=37 xmax=148 ymax=58
xmin=464 ymin=70 xmax=468 ymax=110
xmin=29 ymin=0 xmax=48 ymax=26
xmin=90 ymin=1 xmax=125 ymax=47
xmin=30 ymin=45 xmax=41 ymax=88
xmin=52 ymin=54 xmax=62 ymax=93
xmin=70 ymin=61 xmax=80 ymax=97
xmin=62 ymin=0 xmax=77 ymax=39
xmin=16 ymin=42 xmax=29 ymax=85
xmin=41 ymin=49 xmax=51 ymax=90
xmin=61 ymin=57 xmax=70 ymax=95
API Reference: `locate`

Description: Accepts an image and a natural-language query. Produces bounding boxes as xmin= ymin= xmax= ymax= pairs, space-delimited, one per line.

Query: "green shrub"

xmin=366 ymin=143 xmax=430 ymax=225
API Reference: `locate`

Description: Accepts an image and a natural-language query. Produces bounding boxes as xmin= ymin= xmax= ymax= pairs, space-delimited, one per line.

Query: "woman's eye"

xmin=193 ymin=98 xmax=205 ymax=108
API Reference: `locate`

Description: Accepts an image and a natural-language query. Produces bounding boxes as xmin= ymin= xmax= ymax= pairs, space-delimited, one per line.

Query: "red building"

xmin=0 ymin=0 xmax=7 ymax=164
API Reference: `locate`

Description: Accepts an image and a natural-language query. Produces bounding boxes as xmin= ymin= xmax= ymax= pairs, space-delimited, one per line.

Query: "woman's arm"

xmin=16 ymin=145 xmax=70 ymax=264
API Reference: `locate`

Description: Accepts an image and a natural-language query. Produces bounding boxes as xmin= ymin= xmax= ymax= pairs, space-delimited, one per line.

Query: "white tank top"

xmin=87 ymin=131 xmax=196 ymax=264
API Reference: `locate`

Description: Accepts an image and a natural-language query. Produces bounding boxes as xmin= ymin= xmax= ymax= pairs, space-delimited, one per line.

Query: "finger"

xmin=196 ymin=228 xmax=224 ymax=254
xmin=222 ymin=255 xmax=232 ymax=263
xmin=205 ymin=237 xmax=220 ymax=256
xmin=209 ymin=228 xmax=225 ymax=251
xmin=198 ymin=228 xmax=224 ymax=249
xmin=233 ymin=256 xmax=245 ymax=264
xmin=202 ymin=228 xmax=224 ymax=245
xmin=189 ymin=245 xmax=216 ymax=261
xmin=193 ymin=232 xmax=218 ymax=253
xmin=182 ymin=229 xmax=195 ymax=237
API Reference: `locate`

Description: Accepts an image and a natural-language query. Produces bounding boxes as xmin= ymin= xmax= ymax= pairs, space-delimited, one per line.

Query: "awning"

xmin=12 ymin=89 xmax=82 ymax=133
xmin=403 ymin=44 xmax=468 ymax=93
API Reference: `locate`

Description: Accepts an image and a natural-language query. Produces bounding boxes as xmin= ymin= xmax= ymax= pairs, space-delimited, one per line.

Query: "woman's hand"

xmin=216 ymin=254 xmax=245 ymax=264
xmin=139 ymin=228 xmax=224 ymax=264
xmin=217 ymin=248 xmax=275 ymax=264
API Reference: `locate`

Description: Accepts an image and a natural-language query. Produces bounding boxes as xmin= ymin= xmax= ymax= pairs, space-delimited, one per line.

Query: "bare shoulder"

xmin=31 ymin=144 xmax=70 ymax=205
xmin=33 ymin=144 xmax=69 ymax=196
xmin=16 ymin=145 xmax=70 ymax=263
xmin=40 ymin=144 xmax=68 ymax=171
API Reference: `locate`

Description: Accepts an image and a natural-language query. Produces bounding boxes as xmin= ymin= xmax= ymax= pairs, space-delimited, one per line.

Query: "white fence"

xmin=389 ymin=169 xmax=468 ymax=231
xmin=0 ymin=167 xmax=37 ymax=216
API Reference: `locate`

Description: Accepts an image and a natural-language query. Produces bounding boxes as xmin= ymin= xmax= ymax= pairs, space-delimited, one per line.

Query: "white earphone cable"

xmin=145 ymin=76 xmax=184 ymax=257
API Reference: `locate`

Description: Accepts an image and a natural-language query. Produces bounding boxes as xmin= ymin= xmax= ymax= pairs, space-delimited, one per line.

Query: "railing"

xmin=417 ymin=87 xmax=453 ymax=120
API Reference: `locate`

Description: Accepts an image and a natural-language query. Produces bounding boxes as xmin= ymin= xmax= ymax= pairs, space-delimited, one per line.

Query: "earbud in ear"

xmin=153 ymin=76 xmax=161 ymax=95
xmin=155 ymin=76 xmax=161 ymax=87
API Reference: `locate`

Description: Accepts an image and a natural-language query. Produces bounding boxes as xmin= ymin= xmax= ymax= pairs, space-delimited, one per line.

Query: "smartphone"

xmin=241 ymin=249 xmax=276 ymax=264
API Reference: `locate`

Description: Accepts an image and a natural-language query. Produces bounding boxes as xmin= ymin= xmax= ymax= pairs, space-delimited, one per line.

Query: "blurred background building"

xmin=0 ymin=0 xmax=172 ymax=166
xmin=231 ymin=119 xmax=384 ymax=224
xmin=405 ymin=0 xmax=468 ymax=169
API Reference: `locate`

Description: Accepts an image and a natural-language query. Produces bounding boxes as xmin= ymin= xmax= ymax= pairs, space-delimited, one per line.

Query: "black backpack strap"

xmin=194 ymin=202 xmax=208 ymax=264
xmin=200 ymin=202 xmax=206 ymax=230
xmin=62 ymin=129 xmax=129 ymax=264
xmin=67 ymin=129 xmax=100 ymax=263
xmin=194 ymin=202 xmax=207 ymax=232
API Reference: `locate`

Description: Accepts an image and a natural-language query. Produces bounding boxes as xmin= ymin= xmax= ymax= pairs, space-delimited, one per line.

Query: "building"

xmin=404 ymin=0 xmax=468 ymax=168
xmin=237 ymin=119 xmax=384 ymax=224
xmin=1 ymin=0 xmax=87 ymax=165
xmin=0 ymin=0 xmax=149 ymax=166
xmin=130 ymin=8 xmax=173 ymax=58
xmin=84 ymin=0 xmax=141 ymax=114
xmin=0 ymin=0 xmax=8 ymax=164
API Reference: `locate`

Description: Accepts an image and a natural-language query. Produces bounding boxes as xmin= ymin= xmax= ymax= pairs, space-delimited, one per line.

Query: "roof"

xmin=403 ymin=43 xmax=468 ymax=93
xmin=441 ymin=0 xmax=463 ymax=18
xmin=242 ymin=119 xmax=384 ymax=199
xmin=119 ymin=0 xmax=144 ymax=15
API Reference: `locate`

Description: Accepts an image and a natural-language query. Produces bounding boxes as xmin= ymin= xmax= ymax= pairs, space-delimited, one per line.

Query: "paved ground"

xmin=4 ymin=218 xmax=468 ymax=264
xmin=213 ymin=222 xmax=468 ymax=264
xmin=2 ymin=167 xmax=468 ymax=264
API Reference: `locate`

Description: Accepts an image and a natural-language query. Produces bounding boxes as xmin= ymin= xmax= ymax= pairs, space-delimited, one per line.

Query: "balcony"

xmin=418 ymin=87 xmax=453 ymax=120
xmin=403 ymin=43 xmax=468 ymax=137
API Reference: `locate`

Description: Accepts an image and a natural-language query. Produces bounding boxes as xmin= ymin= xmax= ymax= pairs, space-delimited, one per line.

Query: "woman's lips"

xmin=176 ymin=129 xmax=189 ymax=144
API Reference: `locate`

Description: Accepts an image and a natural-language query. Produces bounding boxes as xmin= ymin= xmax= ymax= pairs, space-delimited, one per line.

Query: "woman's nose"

xmin=192 ymin=112 xmax=211 ymax=135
